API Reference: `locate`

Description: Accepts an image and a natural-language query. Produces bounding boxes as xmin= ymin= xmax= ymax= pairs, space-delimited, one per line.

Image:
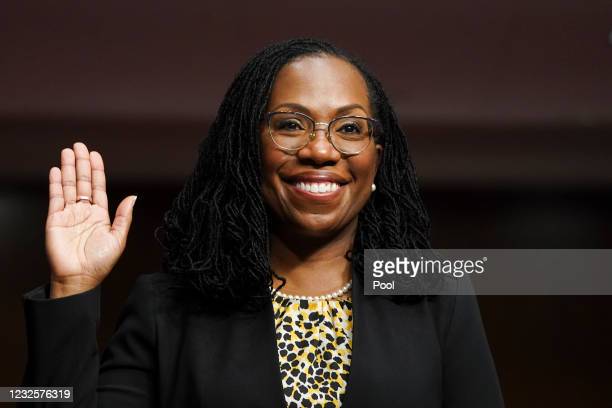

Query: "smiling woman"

xmin=21 ymin=38 xmax=504 ymax=407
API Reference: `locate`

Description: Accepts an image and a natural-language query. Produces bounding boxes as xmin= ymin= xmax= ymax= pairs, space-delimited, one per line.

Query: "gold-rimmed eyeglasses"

xmin=265 ymin=111 xmax=378 ymax=156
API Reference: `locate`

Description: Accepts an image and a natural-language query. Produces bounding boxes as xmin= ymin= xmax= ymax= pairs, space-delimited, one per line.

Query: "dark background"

xmin=1 ymin=0 xmax=611 ymax=406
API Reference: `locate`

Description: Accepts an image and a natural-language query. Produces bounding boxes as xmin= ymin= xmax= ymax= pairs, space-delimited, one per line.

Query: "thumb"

xmin=111 ymin=195 xmax=137 ymax=246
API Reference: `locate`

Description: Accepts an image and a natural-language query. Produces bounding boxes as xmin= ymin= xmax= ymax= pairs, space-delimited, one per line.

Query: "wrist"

xmin=50 ymin=275 xmax=100 ymax=299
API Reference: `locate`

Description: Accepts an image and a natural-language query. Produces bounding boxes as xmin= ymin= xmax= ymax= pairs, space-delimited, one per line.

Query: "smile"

xmin=294 ymin=181 xmax=340 ymax=194
xmin=280 ymin=171 xmax=350 ymax=202
xmin=283 ymin=179 xmax=346 ymax=202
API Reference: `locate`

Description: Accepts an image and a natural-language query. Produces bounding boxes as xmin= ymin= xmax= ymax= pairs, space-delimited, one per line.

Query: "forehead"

xmin=267 ymin=55 xmax=371 ymax=117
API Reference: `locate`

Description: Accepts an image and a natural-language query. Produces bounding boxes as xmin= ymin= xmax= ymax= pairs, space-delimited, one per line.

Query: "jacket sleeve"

xmin=20 ymin=274 xmax=158 ymax=407
xmin=441 ymin=293 xmax=505 ymax=407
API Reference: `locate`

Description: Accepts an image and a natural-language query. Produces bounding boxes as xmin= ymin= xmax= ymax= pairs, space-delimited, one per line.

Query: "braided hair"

xmin=154 ymin=38 xmax=431 ymax=312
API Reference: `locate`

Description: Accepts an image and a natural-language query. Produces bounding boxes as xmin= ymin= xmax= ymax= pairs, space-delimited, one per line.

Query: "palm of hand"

xmin=46 ymin=142 xmax=137 ymax=297
xmin=46 ymin=202 xmax=118 ymax=285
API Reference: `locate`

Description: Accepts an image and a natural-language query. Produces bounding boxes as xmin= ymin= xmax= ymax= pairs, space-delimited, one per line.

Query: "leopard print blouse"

xmin=272 ymin=292 xmax=353 ymax=408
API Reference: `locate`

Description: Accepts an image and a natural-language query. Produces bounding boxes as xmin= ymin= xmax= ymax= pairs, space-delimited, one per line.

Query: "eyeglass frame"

xmin=264 ymin=110 xmax=380 ymax=156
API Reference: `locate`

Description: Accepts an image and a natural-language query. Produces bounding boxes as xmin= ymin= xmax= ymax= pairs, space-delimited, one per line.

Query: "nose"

xmin=297 ymin=127 xmax=341 ymax=164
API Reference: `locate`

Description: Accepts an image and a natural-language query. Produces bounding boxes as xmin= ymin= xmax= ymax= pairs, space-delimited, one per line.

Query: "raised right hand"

xmin=45 ymin=142 xmax=137 ymax=299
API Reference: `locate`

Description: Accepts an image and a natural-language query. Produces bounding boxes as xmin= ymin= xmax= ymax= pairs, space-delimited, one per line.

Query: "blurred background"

xmin=1 ymin=0 xmax=611 ymax=406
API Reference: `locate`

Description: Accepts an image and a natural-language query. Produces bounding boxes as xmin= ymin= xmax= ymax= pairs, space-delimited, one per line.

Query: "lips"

xmin=280 ymin=171 xmax=350 ymax=201
xmin=281 ymin=171 xmax=351 ymax=185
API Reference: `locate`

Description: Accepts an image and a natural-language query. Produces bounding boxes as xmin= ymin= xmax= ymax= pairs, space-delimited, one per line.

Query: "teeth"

xmin=295 ymin=181 xmax=340 ymax=194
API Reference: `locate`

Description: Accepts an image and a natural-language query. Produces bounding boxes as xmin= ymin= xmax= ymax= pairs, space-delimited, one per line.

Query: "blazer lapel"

xmin=251 ymin=295 xmax=290 ymax=407
xmin=339 ymin=269 xmax=444 ymax=407
xmin=339 ymin=266 xmax=366 ymax=407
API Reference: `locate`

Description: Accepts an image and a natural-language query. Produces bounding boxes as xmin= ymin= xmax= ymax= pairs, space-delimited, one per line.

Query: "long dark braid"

xmin=154 ymin=38 xmax=431 ymax=312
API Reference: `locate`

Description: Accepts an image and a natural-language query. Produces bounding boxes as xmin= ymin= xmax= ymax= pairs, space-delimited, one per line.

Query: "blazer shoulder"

xmin=139 ymin=271 xmax=178 ymax=290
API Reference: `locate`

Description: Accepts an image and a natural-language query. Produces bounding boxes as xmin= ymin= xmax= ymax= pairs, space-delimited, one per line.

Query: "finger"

xmin=61 ymin=148 xmax=77 ymax=204
xmin=48 ymin=167 xmax=65 ymax=216
xmin=111 ymin=195 xmax=137 ymax=247
xmin=73 ymin=142 xmax=92 ymax=203
xmin=90 ymin=151 xmax=108 ymax=210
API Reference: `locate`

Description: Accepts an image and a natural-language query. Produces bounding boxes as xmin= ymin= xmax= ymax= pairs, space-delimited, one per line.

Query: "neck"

xmin=269 ymin=219 xmax=357 ymax=296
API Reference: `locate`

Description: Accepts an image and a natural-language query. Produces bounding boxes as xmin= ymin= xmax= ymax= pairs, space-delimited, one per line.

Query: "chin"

xmin=297 ymin=225 xmax=338 ymax=238
xmin=289 ymin=215 xmax=349 ymax=238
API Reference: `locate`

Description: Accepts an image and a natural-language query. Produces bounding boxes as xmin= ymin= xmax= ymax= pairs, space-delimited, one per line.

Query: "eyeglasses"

xmin=265 ymin=111 xmax=378 ymax=156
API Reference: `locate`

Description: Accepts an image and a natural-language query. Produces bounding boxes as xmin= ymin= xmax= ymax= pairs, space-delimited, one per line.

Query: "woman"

xmin=22 ymin=38 xmax=504 ymax=407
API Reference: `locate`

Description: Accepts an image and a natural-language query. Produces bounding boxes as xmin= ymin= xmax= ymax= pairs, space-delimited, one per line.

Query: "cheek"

xmin=349 ymin=152 xmax=378 ymax=187
xmin=260 ymin=137 xmax=285 ymax=201
xmin=260 ymin=134 xmax=276 ymax=179
xmin=344 ymin=151 xmax=379 ymax=213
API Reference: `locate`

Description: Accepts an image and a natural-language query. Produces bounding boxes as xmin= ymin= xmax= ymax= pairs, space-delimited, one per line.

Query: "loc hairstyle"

xmin=154 ymin=37 xmax=432 ymax=313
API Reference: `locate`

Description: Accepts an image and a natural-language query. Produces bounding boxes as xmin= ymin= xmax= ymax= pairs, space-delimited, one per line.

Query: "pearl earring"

xmin=371 ymin=183 xmax=376 ymax=192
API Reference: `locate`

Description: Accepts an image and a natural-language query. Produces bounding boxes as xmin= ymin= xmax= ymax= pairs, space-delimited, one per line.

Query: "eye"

xmin=277 ymin=119 xmax=305 ymax=131
xmin=338 ymin=122 xmax=361 ymax=134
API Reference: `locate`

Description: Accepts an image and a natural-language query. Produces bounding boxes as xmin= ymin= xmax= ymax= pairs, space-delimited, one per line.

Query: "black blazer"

xmin=21 ymin=268 xmax=504 ymax=407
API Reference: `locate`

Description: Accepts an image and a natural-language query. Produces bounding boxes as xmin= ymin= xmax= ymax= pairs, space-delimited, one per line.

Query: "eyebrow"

xmin=270 ymin=102 xmax=368 ymax=116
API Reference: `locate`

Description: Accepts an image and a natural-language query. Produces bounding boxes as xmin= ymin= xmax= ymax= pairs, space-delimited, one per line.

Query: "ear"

xmin=375 ymin=143 xmax=383 ymax=171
